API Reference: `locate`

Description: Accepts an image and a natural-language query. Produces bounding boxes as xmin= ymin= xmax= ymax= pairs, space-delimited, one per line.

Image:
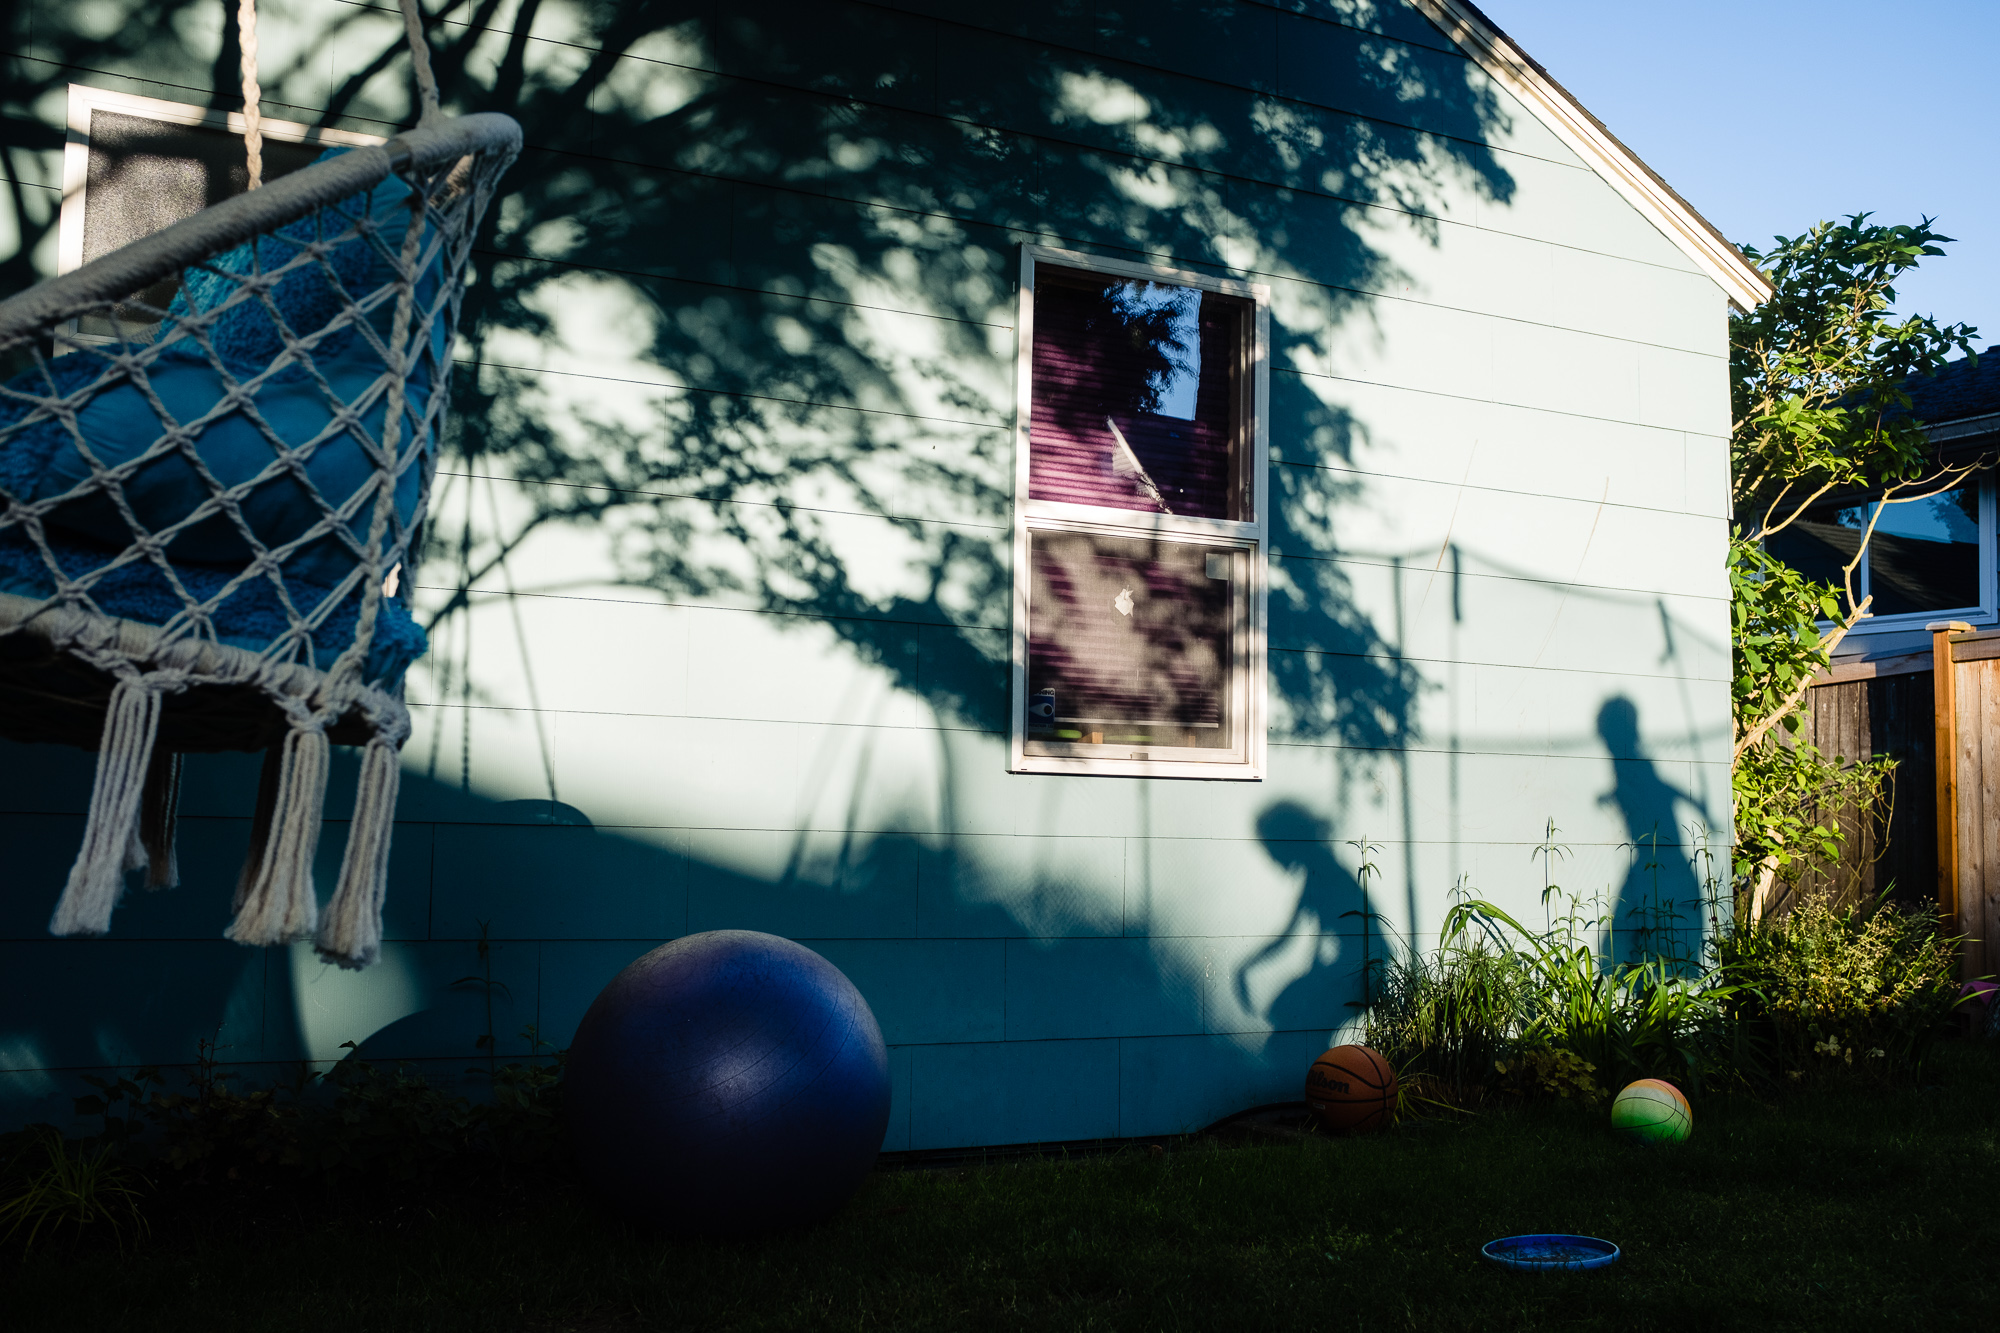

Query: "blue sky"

xmin=1485 ymin=0 xmax=1999 ymax=345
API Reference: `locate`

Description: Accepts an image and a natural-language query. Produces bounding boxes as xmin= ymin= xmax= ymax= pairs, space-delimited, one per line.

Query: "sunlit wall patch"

xmin=1010 ymin=244 xmax=1270 ymax=780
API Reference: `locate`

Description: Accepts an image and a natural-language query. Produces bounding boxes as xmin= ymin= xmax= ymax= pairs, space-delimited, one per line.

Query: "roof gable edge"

xmin=1409 ymin=0 xmax=1774 ymax=311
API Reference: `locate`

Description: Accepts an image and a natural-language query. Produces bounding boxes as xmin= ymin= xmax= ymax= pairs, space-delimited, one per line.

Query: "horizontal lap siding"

xmin=0 ymin=0 xmax=1734 ymax=1147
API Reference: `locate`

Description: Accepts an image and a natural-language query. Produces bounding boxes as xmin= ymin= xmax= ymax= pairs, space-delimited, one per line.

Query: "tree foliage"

xmin=1728 ymin=216 xmax=1979 ymax=917
xmin=1732 ymin=215 xmax=1980 ymax=546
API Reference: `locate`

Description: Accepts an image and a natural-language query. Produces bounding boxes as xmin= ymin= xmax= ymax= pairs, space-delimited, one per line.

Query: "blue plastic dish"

xmin=1481 ymin=1234 xmax=1621 ymax=1271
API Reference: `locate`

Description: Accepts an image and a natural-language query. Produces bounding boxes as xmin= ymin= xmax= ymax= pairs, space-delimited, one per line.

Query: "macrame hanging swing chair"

xmin=0 ymin=0 xmax=518 ymax=966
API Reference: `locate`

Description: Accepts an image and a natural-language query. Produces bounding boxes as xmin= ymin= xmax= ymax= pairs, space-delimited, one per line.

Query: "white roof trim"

xmin=1409 ymin=0 xmax=1773 ymax=311
xmin=1929 ymin=411 xmax=2000 ymax=443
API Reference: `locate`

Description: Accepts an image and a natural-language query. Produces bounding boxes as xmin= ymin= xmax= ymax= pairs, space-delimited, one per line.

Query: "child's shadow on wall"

xmin=1597 ymin=696 xmax=1703 ymax=961
xmin=1235 ymin=801 xmax=1366 ymax=1039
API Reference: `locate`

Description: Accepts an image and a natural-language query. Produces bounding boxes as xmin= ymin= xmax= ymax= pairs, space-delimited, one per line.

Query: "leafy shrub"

xmin=73 ymin=1027 xmax=567 ymax=1193
xmin=78 ymin=1044 xmax=312 ymax=1180
xmin=315 ymin=1033 xmax=566 ymax=1178
xmin=1717 ymin=891 xmax=1961 ymax=1082
xmin=4 ymin=1026 xmax=568 ymax=1254
xmin=1493 ymin=1048 xmax=1604 ymax=1105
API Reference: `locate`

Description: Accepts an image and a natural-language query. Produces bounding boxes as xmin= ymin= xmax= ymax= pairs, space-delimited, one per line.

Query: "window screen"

xmin=78 ymin=110 xmax=324 ymax=337
xmin=1025 ymin=530 xmax=1241 ymax=753
xmin=1028 ymin=266 xmax=1250 ymax=521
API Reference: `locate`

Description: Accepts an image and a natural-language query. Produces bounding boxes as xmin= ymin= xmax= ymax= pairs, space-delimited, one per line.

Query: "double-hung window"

xmin=1010 ymin=245 xmax=1269 ymax=779
xmin=1765 ymin=477 xmax=1997 ymax=632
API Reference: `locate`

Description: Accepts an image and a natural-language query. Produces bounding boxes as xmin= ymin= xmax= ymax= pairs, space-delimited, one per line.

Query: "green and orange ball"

xmin=1610 ymin=1078 xmax=1691 ymax=1144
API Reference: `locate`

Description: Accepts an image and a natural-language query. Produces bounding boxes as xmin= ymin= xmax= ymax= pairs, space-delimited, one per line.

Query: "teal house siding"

xmin=0 ymin=0 xmax=1743 ymax=1149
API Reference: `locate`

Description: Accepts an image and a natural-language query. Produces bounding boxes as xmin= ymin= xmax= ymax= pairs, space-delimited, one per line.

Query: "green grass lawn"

xmin=11 ymin=1043 xmax=2000 ymax=1332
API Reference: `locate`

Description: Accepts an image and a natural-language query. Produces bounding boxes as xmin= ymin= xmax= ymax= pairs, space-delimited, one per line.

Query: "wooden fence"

xmin=1792 ymin=666 xmax=1935 ymax=916
xmin=1934 ymin=622 xmax=2000 ymax=980
xmin=1806 ymin=623 xmax=2000 ymax=978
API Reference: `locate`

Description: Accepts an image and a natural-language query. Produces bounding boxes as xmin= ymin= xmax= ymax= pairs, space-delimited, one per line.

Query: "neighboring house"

xmin=0 ymin=0 xmax=1764 ymax=1149
xmin=1795 ymin=350 xmax=1999 ymax=948
xmin=1782 ymin=351 xmax=2000 ymax=667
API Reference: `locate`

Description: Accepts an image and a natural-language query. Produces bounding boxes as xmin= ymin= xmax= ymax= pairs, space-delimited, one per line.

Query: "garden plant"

xmin=0 ymin=822 xmax=1985 ymax=1333
xmin=1727 ymin=215 xmax=1981 ymax=920
xmin=1365 ymin=820 xmax=1968 ymax=1107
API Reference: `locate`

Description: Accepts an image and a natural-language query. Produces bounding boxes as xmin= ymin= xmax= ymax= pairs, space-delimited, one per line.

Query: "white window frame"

xmin=1009 ymin=244 xmax=1270 ymax=780
xmin=1834 ymin=475 xmax=1997 ymax=638
xmin=58 ymin=85 xmax=383 ymax=344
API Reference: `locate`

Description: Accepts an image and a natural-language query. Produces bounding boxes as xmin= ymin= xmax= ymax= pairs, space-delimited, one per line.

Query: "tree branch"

xmin=1732 ymin=610 xmax=1862 ymax=763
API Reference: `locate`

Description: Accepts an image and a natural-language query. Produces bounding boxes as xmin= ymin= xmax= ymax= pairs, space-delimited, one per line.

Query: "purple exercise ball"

xmin=564 ymin=930 xmax=890 ymax=1234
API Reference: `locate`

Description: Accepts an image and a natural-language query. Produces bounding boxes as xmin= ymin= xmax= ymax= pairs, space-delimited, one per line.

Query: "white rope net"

xmin=0 ymin=101 xmax=518 ymax=966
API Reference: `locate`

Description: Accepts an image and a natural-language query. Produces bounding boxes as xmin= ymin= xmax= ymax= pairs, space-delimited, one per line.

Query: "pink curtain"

xmin=1026 ymin=531 xmax=1231 ymax=743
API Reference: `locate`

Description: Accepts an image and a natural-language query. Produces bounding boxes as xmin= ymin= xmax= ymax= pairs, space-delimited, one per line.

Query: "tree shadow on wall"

xmin=0 ymin=0 xmax=1533 ymax=757
xmin=0 ymin=1 xmax=1539 ymax=1137
xmin=280 ymin=2 xmax=1505 ymax=753
xmin=423 ymin=0 xmax=1515 ymax=753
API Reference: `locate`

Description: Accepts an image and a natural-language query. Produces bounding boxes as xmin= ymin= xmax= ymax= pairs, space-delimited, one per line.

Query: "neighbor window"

xmin=1765 ymin=476 xmax=1997 ymax=628
xmin=1010 ymin=245 xmax=1269 ymax=778
xmin=58 ymin=86 xmax=382 ymax=344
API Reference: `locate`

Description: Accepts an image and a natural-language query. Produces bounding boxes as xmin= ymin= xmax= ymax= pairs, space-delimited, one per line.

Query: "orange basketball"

xmin=1304 ymin=1044 xmax=1398 ymax=1133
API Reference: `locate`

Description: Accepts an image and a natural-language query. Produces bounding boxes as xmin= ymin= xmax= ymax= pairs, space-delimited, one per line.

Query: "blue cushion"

xmin=0 ymin=147 xmax=440 ymax=683
xmin=12 ymin=147 xmax=445 ymax=589
xmin=29 ymin=353 xmax=427 ymax=585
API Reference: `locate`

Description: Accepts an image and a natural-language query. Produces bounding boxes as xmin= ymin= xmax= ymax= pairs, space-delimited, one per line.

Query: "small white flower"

xmin=1113 ymin=588 xmax=1135 ymax=616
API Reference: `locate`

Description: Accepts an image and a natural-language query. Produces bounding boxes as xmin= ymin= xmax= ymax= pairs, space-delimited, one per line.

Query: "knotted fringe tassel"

xmin=50 ymin=680 xmax=162 ymax=937
xmin=225 ymin=726 xmax=328 ymax=946
xmin=315 ymin=736 xmax=402 ymax=970
xmin=139 ymin=749 xmax=183 ymax=890
xmin=232 ymin=743 xmax=284 ymax=915
xmin=121 ymin=819 xmax=150 ymax=878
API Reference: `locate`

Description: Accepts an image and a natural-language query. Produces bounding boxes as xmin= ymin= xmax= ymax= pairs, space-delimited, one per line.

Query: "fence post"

xmin=1929 ymin=620 xmax=1972 ymax=937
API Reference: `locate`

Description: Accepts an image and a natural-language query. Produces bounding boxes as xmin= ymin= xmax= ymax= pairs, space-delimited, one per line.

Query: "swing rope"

xmin=0 ymin=0 xmax=517 ymax=966
xmin=238 ymin=0 xmax=443 ymax=189
xmin=237 ymin=0 xmax=263 ymax=190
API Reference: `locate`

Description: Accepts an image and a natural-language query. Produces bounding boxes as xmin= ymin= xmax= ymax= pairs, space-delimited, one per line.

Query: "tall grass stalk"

xmin=1367 ymin=944 xmax=1531 ymax=1098
xmin=0 ymin=1128 xmax=149 ymax=1255
xmin=1442 ymin=896 xmax=1745 ymax=1093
